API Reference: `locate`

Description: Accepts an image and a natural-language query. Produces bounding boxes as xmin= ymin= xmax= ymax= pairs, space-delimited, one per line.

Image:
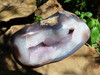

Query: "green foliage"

xmin=88 ymin=18 xmax=100 ymax=53
xmin=64 ymin=0 xmax=100 ymax=54
xmin=64 ymin=0 xmax=71 ymax=3
xmin=91 ymin=27 xmax=100 ymax=44
xmin=34 ymin=16 xmax=43 ymax=22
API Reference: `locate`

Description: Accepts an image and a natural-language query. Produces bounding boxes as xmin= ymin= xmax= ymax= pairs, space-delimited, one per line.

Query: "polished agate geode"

xmin=11 ymin=10 xmax=90 ymax=67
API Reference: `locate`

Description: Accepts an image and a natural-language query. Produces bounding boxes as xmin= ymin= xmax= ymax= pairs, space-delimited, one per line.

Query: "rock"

xmin=0 ymin=0 xmax=36 ymax=21
xmin=86 ymin=64 xmax=100 ymax=75
xmin=6 ymin=25 xmax=26 ymax=35
xmin=72 ymin=45 xmax=98 ymax=57
xmin=35 ymin=0 xmax=63 ymax=19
